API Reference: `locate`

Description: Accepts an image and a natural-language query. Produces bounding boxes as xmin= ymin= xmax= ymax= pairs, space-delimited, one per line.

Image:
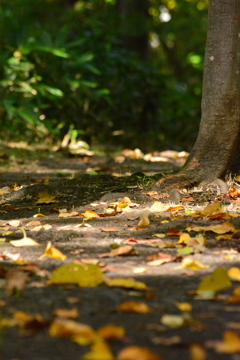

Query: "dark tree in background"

xmin=116 ymin=0 xmax=150 ymax=62
xmin=158 ymin=0 xmax=240 ymax=189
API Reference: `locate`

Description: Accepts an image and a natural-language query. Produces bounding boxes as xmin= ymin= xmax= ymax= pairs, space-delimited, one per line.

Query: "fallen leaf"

xmin=197 ymin=267 xmax=232 ymax=294
xmin=80 ymin=210 xmax=100 ymax=220
xmin=135 ymin=217 xmax=150 ymax=229
xmin=147 ymin=253 xmax=181 ymax=266
xmin=83 ymin=337 xmax=114 ymax=360
xmin=190 ymin=343 xmax=207 ymax=360
xmin=6 ymin=269 xmax=29 ymax=294
xmin=167 ymin=228 xmax=182 ymax=236
xmin=58 ymin=210 xmax=79 ymax=218
xmin=229 ymin=187 xmax=240 ymax=199
xmin=104 ymin=245 xmax=138 ymax=257
xmin=105 ymin=277 xmax=148 ymax=290
xmin=182 ymin=258 xmax=209 ymax=271
xmin=36 ymin=191 xmax=58 ymax=204
xmin=187 ymin=222 xmax=236 ymax=234
xmin=206 ymin=330 xmax=240 ymax=353
xmin=49 ymin=263 xmax=104 ymax=287
xmin=97 ymin=324 xmax=125 ymax=340
xmin=100 ymin=228 xmax=118 ymax=232
xmin=7 ymin=220 xmax=21 ymax=227
xmin=40 ymin=241 xmax=66 ymax=261
xmin=49 ymin=318 xmax=96 ymax=345
xmin=228 ymin=267 xmax=240 ymax=281
xmin=117 ymin=346 xmax=163 ymax=360
xmin=54 ymin=308 xmax=79 ymax=319
xmin=14 ymin=311 xmax=46 ymax=334
xmin=200 ymin=202 xmax=225 ymax=216
xmin=161 ymin=313 xmax=193 ymax=328
xmin=175 ymin=302 xmax=193 ymax=312
xmin=227 ymin=286 xmax=240 ymax=304
xmin=150 ymin=201 xmax=184 ymax=213
xmin=117 ymin=301 xmax=151 ymax=314
xmin=10 ymin=228 xmax=40 ymax=247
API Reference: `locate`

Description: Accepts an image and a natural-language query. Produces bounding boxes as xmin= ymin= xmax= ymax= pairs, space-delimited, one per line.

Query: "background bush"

xmin=0 ymin=0 xmax=208 ymax=151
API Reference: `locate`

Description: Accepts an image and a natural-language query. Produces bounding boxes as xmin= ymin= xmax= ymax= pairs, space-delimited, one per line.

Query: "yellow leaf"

xmin=49 ymin=319 xmax=96 ymax=345
xmin=41 ymin=241 xmax=66 ymax=261
xmin=207 ymin=330 xmax=240 ymax=353
xmin=58 ymin=211 xmax=79 ymax=218
xmin=175 ymin=302 xmax=192 ymax=312
xmin=83 ymin=337 xmax=114 ymax=360
xmin=150 ymin=201 xmax=172 ymax=212
xmin=197 ymin=267 xmax=232 ymax=294
xmin=36 ymin=191 xmax=58 ymax=204
xmin=187 ymin=222 xmax=236 ymax=234
xmin=178 ymin=233 xmax=191 ymax=243
xmin=117 ymin=301 xmax=151 ymax=314
xmin=227 ymin=286 xmax=240 ymax=304
xmin=117 ymin=346 xmax=163 ymax=360
xmin=80 ymin=210 xmax=100 ymax=220
xmin=49 ymin=263 xmax=104 ymax=287
xmin=182 ymin=258 xmax=209 ymax=271
xmin=200 ymin=202 xmax=225 ymax=216
xmin=135 ymin=217 xmax=150 ymax=229
xmin=161 ymin=314 xmax=193 ymax=328
xmin=104 ymin=277 xmax=148 ymax=290
xmin=228 ymin=267 xmax=240 ymax=281
xmin=190 ymin=343 xmax=207 ymax=360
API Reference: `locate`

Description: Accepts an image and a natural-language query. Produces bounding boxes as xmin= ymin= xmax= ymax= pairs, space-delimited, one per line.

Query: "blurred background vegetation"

xmin=0 ymin=0 xmax=208 ymax=152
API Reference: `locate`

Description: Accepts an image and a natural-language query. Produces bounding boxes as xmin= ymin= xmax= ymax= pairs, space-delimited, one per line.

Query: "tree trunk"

xmin=157 ymin=0 xmax=240 ymax=190
xmin=116 ymin=0 xmax=150 ymax=62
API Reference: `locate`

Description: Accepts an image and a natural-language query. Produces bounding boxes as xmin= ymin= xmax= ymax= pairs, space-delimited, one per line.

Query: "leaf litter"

xmin=2 ymin=149 xmax=240 ymax=359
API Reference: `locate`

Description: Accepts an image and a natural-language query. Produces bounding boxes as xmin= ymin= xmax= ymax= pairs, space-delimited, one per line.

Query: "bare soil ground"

xmin=0 ymin=143 xmax=240 ymax=360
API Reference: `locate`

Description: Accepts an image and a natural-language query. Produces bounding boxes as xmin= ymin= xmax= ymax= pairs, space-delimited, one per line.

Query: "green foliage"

xmin=0 ymin=0 xmax=208 ymax=150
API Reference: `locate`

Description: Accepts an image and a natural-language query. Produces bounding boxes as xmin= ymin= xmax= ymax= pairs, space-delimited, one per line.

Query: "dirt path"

xmin=0 ymin=144 xmax=240 ymax=360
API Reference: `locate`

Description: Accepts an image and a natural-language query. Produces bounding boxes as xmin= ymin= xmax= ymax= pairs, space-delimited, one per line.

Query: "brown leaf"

xmin=117 ymin=300 xmax=151 ymax=314
xmin=54 ymin=308 xmax=80 ymax=319
xmin=6 ymin=269 xmax=29 ymax=294
xmin=147 ymin=253 xmax=181 ymax=266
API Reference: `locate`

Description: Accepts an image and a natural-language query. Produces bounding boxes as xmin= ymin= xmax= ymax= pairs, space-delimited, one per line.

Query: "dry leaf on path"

xmin=49 ymin=263 xmax=104 ymax=287
xmin=36 ymin=191 xmax=58 ymax=204
xmin=49 ymin=318 xmax=96 ymax=345
xmin=104 ymin=277 xmax=148 ymax=290
xmin=117 ymin=345 xmax=163 ymax=360
xmin=187 ymin=222 xmax=236 ymax=234
xmin=190 ymin=343 xmax=207 ymax=360
xmin=182 ymin=258 xmax=209 ymax=271
xmin=228 ymin=267 xmax=240 ymax=281
xmin=197 ymin=267 xmax=232 ymax=294
xmin=206 ymin=330 xmax=240 ymax=353
xmin=135 ymin=217 xmax=150 ymax=229
xmin=117 ymin=300 xmax=151 ymax=314
xmin=40 ymin=241 xmax=66 ymax=261
xmin=83 ymin=337 xmax=114 ymax=360
xmin=97 ymin=324 xmax=125 ymax=340
xmin=54 ymin=308 xmax=79 ymax=319
xmin=10 ymin=228 xmax=40 ymax=247
xmin=80 ymin=210 xmax=100 ymax=220
xmin=6 ymin=269 xmax=29 ymax=294
xmin=100 ymin=245 xmax=138 ymax=258
xmin=147 ymin=253 xmax=181 ymax=266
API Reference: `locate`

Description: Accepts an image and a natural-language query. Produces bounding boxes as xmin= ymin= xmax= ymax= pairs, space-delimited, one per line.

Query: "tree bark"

xmin=157 ymin=0 xmax=240 ymax=190
xmin=116 ymin=0 xmax=150 ymax=62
